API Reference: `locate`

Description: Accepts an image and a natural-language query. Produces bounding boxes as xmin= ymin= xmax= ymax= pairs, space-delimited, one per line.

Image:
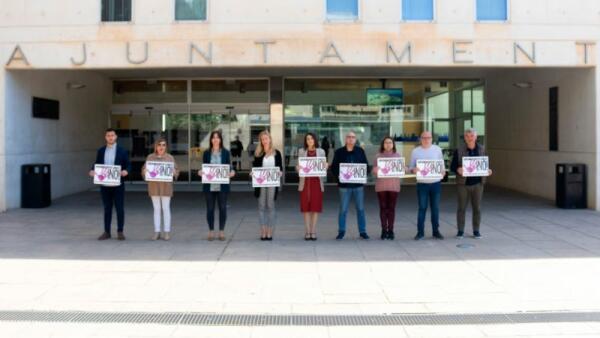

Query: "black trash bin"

xmin=556 ymin=163 xmax=586 ymax=209
xmin=21 ymin=164 xmax=51 ymax=208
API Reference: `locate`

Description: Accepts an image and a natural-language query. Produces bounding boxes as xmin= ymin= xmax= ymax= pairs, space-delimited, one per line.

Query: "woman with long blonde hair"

xmin=142 ymin=137 xmax=179 ymax=241
xmin=251 ymin=130 xmax=283 ymax=240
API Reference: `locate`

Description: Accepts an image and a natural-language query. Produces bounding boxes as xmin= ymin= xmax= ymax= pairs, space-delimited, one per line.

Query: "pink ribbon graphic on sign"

xmin=419 ymin=167 xmax=430 ymax=176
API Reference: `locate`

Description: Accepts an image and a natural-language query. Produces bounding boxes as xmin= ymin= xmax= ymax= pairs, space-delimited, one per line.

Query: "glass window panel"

xmin=472 ymin=86 xmax=486 ymax=113
xmin=102 ymin=0 xmax=131 ymax=22
xmin=175 ymin=0 xmax=207 ymax=20
xmin=476 ymin=0 xmax=507 ymax=21
xmin=327 ymin=0 xmax=359 ymax=21
xmin=402 ymin=0 xmax=434 ymax=21
xmin=462 ymin=90 xmax=472 ymax=113
xmin=113 ymin=81 xmax=187 ymax=104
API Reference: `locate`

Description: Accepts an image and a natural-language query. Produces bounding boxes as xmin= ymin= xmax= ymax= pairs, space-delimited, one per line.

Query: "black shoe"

xmin=381 ymin=230 xmax=387 ymax=240
xmin=456 ymin=231 xmax=464 ymax=238
xmin=359 ymin=232 xmax=370 ymax=240
xmin=433 ymin=231 xmax=444 ymax=240
xmin=97 ymin=232 xmax=111 ymax=241
xmin=336 ymin=232 xmax=345 ymax=240
xmin=473 ymin=231 xmax=482 ymax=239
xmin=414 ymin=233 xmax=424 ymax=241
xmin=260 ymin=236 xmax=266 ymax=241
xmin=266 ymin=236 xmax=273 ymax=241
xmin=304 ymin=234 xmax=311 ymax=241
xmin=388 ymin=231 xmax=395 ymax=240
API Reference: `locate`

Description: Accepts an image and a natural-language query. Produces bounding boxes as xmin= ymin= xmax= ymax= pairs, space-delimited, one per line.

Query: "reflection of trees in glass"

xmin=165 ymin=114 xmax=188 ymax=130
xmin=175 ymin=0 xmax=207 ymax=20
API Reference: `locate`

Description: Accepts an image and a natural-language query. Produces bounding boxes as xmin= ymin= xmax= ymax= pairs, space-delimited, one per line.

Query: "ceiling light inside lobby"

xmin=513 ymin=81 xmax=533 ymax=89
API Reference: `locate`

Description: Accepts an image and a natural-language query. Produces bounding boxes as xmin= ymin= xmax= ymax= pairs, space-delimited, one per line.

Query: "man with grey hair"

xmin=409 ymin=131 xmax=445 ymax=240
xmin=450 ymin=128 xmax=492 ymax=239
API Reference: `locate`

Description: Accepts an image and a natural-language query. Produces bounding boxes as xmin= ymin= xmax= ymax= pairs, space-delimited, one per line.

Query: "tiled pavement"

xmin=1 ymin=185 xmax=600 ymax=337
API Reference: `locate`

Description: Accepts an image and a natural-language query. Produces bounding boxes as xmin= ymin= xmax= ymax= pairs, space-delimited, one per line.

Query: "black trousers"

xmin=206 ymin=191 xmax=228 ymax=231
xmin=100 ymin=185 xmax=125 ymax=234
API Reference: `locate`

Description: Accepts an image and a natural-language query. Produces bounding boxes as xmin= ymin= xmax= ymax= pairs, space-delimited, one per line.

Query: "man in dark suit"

xmin=88 ymin=128 xmax=131 ymax=240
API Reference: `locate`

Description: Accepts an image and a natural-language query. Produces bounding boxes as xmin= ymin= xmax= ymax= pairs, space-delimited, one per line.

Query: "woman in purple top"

xmin=372 ymin=136 xmax=402 ymax=240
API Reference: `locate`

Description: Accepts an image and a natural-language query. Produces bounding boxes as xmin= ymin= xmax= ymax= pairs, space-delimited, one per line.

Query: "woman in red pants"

xmin=372 ymin=136 xmax=402 ymax=240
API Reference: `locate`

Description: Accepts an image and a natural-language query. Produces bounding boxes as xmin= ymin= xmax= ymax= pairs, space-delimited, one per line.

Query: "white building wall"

xmin=0 ymin=0 xmax=599 ymax=210
xmin=3 ymin=70 xmax=111 ymax=209
xmin=486 ymin=68 xmax=597 ymax=208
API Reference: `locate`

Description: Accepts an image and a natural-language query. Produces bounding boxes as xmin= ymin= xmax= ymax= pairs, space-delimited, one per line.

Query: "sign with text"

xmin=93 ymin=164 xmax=121 ymax=186
xmin=144 ymin=161 xmax=175 ymax=182
xmin=416 ymin=159 xmax=445 ymax=181
xmin=252 ymin=167 xmax=281 ymax=188
xmin=462 ymin=156 xmax=489 ymax=177
xmin=201 ymin=164 xmax=230 ymax=184
xmin=377 ymin=157 xmax=406 ymax=178
xmin=339 ymin=163 xmax=367 ymax=184
xmin=298 ymin=157 xmax=328 ymax=177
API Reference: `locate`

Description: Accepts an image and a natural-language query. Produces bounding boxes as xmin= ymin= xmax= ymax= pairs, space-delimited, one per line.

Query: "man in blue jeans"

xmin=331 ymin=131 xmax=369 ymax=240
xmin=410 ymin=131 xmax=445 ymax=241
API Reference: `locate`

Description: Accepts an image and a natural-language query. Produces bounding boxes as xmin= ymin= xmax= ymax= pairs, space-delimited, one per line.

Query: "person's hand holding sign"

xmin=121 ymin=170 xmax=128 ymax=177
xmin=88 ymin=170 xmax=95 ymax=177
xmin=229 ymin=170 xmax=236 ymax=178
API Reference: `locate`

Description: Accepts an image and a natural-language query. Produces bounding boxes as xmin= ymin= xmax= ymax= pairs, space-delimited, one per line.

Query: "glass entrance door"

xmin=190 ymin=108 xmax=270 ymax=183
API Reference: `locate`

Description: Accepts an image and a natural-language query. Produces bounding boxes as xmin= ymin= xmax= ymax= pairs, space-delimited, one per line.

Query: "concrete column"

xmin=0 ymin=69 xmax=6 ymax=212
xmin=596 ymin=46 xmax=600 ymax=211
xmin=269 ymin=76 xmax=285 ymax=183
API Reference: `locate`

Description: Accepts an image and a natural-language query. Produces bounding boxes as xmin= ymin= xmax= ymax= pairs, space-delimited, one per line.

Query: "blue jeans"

xmin=338 ymin=187 xmax=366 ymax=233
xmin=416 ymin=182 xmax=441 ymax=234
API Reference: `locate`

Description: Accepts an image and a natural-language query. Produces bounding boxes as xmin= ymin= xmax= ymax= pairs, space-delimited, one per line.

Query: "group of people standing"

xmin=90 ymin=128 xmax=491 ymax=242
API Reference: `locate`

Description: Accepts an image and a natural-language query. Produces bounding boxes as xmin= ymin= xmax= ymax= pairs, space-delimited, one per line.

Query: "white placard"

xmin=252 ymin=167 xmax=281 ymax=187
xmin=201 ymin=164 xmax=231 ymax=184
xmin=339 ymin=163 xmax=367 ymax=184
xmin=462 ymin=156 xmax=489 ymax=177
xmin=416 ymin=159 xmax=445 ymax=181
xmin=93 ymin=164 xmax=121 ymax=186
xmin=144 ymin=161 xmax=175 ymax=182
xmin=377 ymin=157 xmax=406 ymax=178
xmin=298 ymin=157 xmax=328 ymax=177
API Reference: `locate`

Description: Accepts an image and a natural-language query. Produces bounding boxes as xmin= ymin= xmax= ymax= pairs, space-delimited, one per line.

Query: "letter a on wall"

xmin=6 ymin=45 xmax=30 ymax=66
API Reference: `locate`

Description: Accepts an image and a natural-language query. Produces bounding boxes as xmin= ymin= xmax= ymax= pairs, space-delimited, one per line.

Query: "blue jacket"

xmin=92 ymin=145 xmax=131 ymax=184
xmin=202 ymin=148 xmax=233 ymax=193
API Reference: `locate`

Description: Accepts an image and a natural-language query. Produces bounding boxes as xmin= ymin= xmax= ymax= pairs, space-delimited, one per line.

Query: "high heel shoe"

xmin=304 ymin=233 xmax=311 ymax=241
xmin=310 ymin=233 xmax=317 ymax=241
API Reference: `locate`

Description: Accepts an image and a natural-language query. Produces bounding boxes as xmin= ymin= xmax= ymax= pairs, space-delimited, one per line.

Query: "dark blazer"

xmin=252 ymin=150 xmax=283 ymax=199
xmin=331 ymin=146 xmax=369 ymax=188
xmin=202 ymin=148 xmax=233 ymax=193
xmin=93 ymin=145 xmax=131 ymax=184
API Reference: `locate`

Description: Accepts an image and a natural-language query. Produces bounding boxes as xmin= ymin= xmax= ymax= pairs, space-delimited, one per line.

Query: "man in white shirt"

xmin=409 ymin=131 xmax=445 ymax=240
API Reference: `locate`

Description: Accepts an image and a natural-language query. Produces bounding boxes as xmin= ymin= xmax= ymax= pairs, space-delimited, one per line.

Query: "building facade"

xmin=0 ymin=0 xmax=599 ymax=211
